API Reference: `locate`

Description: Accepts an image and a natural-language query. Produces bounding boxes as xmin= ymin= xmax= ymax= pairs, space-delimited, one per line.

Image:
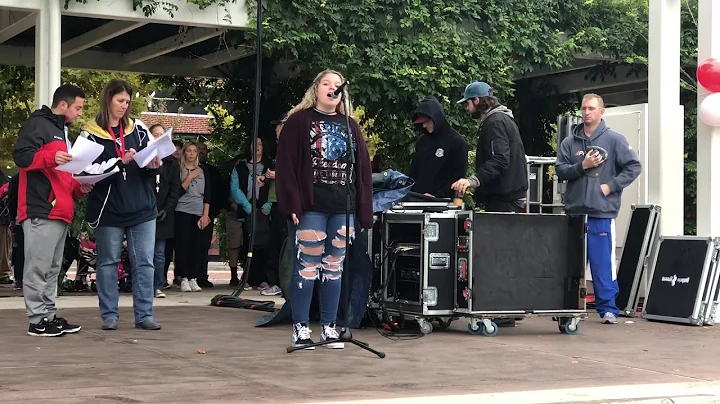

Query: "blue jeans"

xmin=153 ymin=238 xmax=167 ymax=291
xmin=587 ymin=217 xmax=619 ymax=317
xmin=95 ymin=219 xmax=156 ymax=324
xmin=289 ymin=211 xmax=355 ymax=325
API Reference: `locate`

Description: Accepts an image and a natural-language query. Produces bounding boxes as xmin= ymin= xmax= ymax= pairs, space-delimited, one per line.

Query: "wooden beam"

xmin=124 ymin=27 xmax=225 ymax=65
xmin=61 ymin=20 xmax=146 ymax=58
xmin=0 ymin=12 xmax=35 ymax=44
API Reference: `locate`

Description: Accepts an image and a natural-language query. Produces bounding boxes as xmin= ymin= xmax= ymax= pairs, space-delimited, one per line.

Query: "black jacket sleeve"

xmin=476 ymin=120 xmax=510 ymax=184
xmin=162 ymin=159 xmax=182 ymax=213
xmin=13 ymin=119 xmax=56 ymax=170
xmin=435 ymin=135 xmax=468 ymax=197
xmin=201 ymin=164 xmax=212 ymax=206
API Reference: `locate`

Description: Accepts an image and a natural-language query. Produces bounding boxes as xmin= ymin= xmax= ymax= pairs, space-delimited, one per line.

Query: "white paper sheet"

xmin=73 ymin=166 xmax=120 ymax=185
xmin=133 ymin=128 xmax=175 ymax=168
xmin=56 ymin=136 xmax=105 ymax=174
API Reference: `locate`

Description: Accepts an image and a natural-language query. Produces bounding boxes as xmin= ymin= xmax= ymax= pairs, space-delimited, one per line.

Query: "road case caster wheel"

xmin=558 ymin=318 xmax=580 ymax=335
xmin=419 ymin=320 xmax=433 ymax=335
xmin=467 ymin=322 xmax=483 ymax=335
xmin=437 ymin=319 xmax=452 ymax=329
xmin=480 ymin=321 xmax=498 ymax=337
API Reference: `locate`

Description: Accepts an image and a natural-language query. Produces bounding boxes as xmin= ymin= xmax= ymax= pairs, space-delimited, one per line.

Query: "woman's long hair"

xmin=286 ymin=69 xmax=353 ymax=119
xmin=180 ymin=142 xmax=200 ymax=180
xmin=96 ymin=79 xmax=133 ymax=129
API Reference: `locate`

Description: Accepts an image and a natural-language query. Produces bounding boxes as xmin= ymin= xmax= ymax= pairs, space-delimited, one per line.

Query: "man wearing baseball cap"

xmin=451 ymin=81 xmax=528 ymax=213
xmin=408 ymin=96 xmax=468 ymax=199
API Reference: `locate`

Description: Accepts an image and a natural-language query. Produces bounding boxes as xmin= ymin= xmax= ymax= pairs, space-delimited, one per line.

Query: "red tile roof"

xmin=139 ymin=112 xmax=214 ymax=135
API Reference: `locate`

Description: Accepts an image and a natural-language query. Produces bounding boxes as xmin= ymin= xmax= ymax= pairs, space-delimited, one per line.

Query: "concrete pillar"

xmin=33 ymin=0 xmax=61 ymax=109
xmin=696 ymin=0 xmax=720 ymax=237
xmin=34 ymin=5 xmax=48 ymax=108
xmin=648 ymin=0 xmax=685 ymax=237
xmin=47 ymin=0 xmax=61 ymax=93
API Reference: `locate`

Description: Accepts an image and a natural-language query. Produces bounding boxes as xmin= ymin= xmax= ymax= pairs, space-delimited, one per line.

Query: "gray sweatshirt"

xmin=555 ymin=119 xmax=641 ymax=219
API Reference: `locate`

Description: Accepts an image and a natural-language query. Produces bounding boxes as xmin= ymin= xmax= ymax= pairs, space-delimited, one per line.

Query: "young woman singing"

xmin=275 ymin=69 xmax=373 ymax=350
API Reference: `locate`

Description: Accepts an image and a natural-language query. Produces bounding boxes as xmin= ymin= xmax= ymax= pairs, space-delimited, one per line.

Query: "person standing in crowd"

xmin=174 ymin=142 xmax=212 ymax=293
xmin=556 ymin=93 xmax=641 ymax=325
xmin=13 ymin=84 xmax=90 ymax=337
xmin=451 ymin=81 xmax=528 ymax=212
xmin=226 ymin=153 xmax=244 ymax=287
xmin=196 ymin=142 xmax=225 ymax=288
xmin=260 ymin=114 xmax=288 ymax=297
xmin=230 ymin=137 xmax=275 ymax=291
xmin=0 ymin=169 xmax=12 ymax=284
xmin=82 ymin=79 xmax=162 ymax=331
xmin=149 ymin=124 xmax=182 ymax=299
xmin=275 ymin=69 xmax=373 ymax=350
xmin=408 ymin=96 xmax=468 ymax=199
xmin=7 ymin=173 xmax=23 ymax=291
xmin=164 ymin=138 xmax=185 ymax=288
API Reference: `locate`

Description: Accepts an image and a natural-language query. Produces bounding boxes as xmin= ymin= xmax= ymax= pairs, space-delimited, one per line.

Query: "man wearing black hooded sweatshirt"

xmin=408 ymin=96 xmax=468 ymax=199
xmin=452 ymin=82 xmax=528 ymax=212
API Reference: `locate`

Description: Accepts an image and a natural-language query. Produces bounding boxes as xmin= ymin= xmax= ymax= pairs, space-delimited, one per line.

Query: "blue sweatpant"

xmin=587 ymin=217 xmax=619 ymax=317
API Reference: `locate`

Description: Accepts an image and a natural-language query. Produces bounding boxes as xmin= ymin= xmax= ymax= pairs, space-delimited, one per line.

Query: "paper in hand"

xmin=73 ymin=166 xmax=120 ymax=185
xmin=133 ymin=127 xmax=176 ymax=168
xmin=56 ymin=136 xmax=105 ymax=174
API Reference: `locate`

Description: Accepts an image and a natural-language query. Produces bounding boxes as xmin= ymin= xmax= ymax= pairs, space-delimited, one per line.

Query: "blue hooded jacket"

xmin=556 ymin=119 xmax=641 ymax=219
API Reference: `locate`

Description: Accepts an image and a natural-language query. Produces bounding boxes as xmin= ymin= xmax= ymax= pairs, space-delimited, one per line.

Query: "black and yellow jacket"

xmin=81 ymin=118 xmax=159 ymax=228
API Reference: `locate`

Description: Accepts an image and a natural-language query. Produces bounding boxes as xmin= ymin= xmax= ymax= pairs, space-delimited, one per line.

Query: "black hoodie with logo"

xmin=408 ymin=96 xmax=468 ymax=199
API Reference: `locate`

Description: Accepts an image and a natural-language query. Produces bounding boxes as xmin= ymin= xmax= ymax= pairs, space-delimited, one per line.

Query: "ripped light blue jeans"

xmin=290 ymin=211 xmax=354 ymax=325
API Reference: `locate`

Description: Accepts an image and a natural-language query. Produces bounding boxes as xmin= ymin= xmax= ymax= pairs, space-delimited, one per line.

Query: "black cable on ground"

xmin=210 ymin=0 xmax=274 ymax=312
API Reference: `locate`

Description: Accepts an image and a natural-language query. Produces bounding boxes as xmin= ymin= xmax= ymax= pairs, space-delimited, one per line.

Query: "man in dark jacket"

xmin=12 ymin=84 xmax=90 ymax=337
xmin=408 ymin=96 xmax=468 ymax=199
xmin=149 ymin=124 xmax=182 ymax=298
xmin=556 ymin=94 xmax=641 ymax=325
xmin=452 ymin=81 xmax=528 ymax=212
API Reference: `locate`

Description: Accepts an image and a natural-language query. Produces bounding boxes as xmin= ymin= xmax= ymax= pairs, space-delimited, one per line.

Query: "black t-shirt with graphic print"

xmin=309 ymin=109 xmax=356 ymax=213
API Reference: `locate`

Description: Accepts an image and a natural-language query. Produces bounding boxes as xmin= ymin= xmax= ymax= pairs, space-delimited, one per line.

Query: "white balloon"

xmin=700 ymin=93 xmax=720 ymax=127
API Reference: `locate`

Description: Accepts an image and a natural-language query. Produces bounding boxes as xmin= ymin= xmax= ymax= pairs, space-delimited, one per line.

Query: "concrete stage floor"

xmin=1 ymin=287 xmax=720 ymax=403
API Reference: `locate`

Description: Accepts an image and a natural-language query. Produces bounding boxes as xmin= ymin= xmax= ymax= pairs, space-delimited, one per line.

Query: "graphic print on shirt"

xmin=310 ymin=119 xmax=353 ymax=186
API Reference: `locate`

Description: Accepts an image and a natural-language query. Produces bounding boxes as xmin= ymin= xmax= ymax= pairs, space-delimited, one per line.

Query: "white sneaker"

xmin=189 ymin=278 xmax=202 ymax=292
xmin=321 ymin=323 xmax=344 ymax=349
xmin=155 ymin=289 xmax=166 ymax=298
xmin=292 ymin=323 xmax=315 ymax=350
xmin=602 ymin=313 xmax=618 ymax=324
xmin=180 ymin=279 xmax=191 ymax=292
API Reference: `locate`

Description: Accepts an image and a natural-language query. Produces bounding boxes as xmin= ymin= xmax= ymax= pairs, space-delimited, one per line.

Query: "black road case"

xmin=616 ymin=204 xmax=661 ymax=317
xmin=642 ymin=236 xmax=720 ymax=326
xmin=458 ymin=212 xmax=587 ymax=336
xmin=376 ymin=210 xmax=467 ymax=334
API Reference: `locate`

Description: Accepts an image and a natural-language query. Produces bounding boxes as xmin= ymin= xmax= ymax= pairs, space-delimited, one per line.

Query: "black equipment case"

xmin=457 ymin=212 xmax=587 ymax=336
xmin=642 ymin=236 xmax=720 ymax=326
xmin=616 ymin=204 xmax=661 ymax=317
xmin=376 ymin=206 xmax=465 ymax=334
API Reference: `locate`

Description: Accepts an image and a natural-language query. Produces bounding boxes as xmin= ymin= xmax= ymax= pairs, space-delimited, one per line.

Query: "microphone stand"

xmin=286 ymin=86 xmax=385 ymax=358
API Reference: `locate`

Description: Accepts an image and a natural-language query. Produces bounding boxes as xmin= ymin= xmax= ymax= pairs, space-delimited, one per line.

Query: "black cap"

xmin=270 ymin=112 xmax=288 ymax=126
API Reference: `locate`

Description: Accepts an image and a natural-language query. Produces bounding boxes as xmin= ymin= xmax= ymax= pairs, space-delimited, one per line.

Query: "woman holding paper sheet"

xmin=81 ymin=79 xmax=163 ymax=332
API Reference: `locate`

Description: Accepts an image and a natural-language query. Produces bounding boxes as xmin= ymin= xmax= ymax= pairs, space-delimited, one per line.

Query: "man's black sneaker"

xmin=28 ymin=318 xmax=64 ymax=337
xmin=52 ymin=317 xmax=82 ymax=334
xmin=291 ymin=323 xmax=315 ymax=350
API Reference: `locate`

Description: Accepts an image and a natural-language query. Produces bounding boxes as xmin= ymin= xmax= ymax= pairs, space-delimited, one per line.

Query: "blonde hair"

xmin=582 ymin=93 xmax=605 ymax=108
xmin=180 ymin=142 xmax=199 ymax=179
xmin=286 ymin=69 xmax=353 ymax=119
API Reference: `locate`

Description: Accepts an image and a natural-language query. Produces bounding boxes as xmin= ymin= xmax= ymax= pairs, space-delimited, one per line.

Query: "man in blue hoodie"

xmin=556 ymin=94 xmax=642 ymax=325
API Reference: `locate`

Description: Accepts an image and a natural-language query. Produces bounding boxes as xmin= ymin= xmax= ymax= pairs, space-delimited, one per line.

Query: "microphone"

xmin=328 ymin=81 xmax=349 ymax=99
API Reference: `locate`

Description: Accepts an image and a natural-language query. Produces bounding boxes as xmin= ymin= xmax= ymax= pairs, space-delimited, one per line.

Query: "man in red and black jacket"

xmin=12 ymin=84 xmax=92 ymax=338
